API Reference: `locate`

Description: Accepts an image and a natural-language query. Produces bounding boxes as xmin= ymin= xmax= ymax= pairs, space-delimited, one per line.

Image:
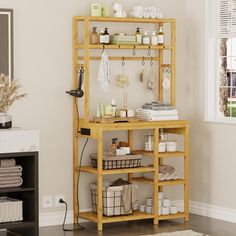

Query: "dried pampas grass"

xmin=0 ymin=74 xmax=27 ymax=113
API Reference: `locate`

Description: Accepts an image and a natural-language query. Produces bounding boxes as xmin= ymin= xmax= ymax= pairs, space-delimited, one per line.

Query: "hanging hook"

xmin=102 ymin=45 xmax=105 ymax=53
xmin=167 ymin=65 xmax=172 ymax=73
xmin=147 ymin=46 xmax=151 ymax=56
xmin=150 ymin=57 xmax=153 ymax=66
xmin=122 ymin=57 xmax=125 ymax=66
xmin=142 ymin=57 xmax=145 ymax=66
xmin=132 ymin=46 xmax=136 ymax=56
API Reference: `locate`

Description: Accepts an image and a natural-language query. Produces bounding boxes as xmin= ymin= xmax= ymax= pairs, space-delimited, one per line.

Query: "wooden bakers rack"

xmin=72 ymin=16 xmax=189 ymax=231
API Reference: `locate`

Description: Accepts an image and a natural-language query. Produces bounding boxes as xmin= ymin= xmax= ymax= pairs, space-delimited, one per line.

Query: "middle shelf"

xmin=80 ymin=166 xmax=155 ymax=175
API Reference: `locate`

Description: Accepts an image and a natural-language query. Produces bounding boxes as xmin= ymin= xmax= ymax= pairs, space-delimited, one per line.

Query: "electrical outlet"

xmin=43 ymin=196 xmax=53 ymax=208
xmin=54 ymin=195 xmax=65 ymax=207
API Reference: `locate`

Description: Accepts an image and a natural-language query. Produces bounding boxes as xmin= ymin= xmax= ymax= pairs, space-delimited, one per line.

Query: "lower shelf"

xmin=0 ymin=221 xmax=35 ymax=229
xmin=79 ymin=211 xmax=186 ymax=224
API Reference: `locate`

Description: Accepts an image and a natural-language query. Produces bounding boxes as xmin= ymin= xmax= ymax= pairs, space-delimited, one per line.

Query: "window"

xmin=205 ymin=0 xmax=236 ymax=122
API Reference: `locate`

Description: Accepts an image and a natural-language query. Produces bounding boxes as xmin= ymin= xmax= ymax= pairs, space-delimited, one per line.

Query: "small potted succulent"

xmin=0 ymin=74 xmax=27 ymax=129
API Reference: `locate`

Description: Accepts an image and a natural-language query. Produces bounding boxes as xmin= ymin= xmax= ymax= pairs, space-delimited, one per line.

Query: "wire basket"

xmin=91 ymin=184 xmax=133 ymax=216
xmin=90 ymin=153 xmax=142 ymax=170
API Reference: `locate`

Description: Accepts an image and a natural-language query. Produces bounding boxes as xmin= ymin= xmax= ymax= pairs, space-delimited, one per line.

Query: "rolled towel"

xmin=164 ymin=173 xmax=172 ymax=181
xmin=171 ymin=172 xmax=179 ymax=180
xmin=159 ymin=165 xmax=175 ymax=175
xmin=0 ymin=166 xmax=23 ymax=174
xmin=158 ymin=173 xmax=165 ymax=181
xmin=0 ymin=159 xmax=16 ymax=168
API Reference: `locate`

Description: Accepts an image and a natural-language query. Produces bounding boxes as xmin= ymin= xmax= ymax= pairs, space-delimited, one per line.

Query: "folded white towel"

xmin=0 ymin=159 xmax=16 ymax=168
xmin=136 ymin=108 xmax=178 ymax=117
xmin=0 ymin=166 xmax=23 ymax=174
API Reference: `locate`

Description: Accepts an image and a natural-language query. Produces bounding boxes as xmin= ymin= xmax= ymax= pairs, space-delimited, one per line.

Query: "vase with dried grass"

xmin=0 ymin=74 xmax=27 ymax=129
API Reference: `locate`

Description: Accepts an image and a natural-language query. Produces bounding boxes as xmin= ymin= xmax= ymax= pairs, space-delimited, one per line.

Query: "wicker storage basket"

xmin=90 ymin=153 xmax=142 ymax=170
xmin=91 ymin=184 xmax=133 ymax=216
xmin=0 ymin=197 xmax=23 ymax=223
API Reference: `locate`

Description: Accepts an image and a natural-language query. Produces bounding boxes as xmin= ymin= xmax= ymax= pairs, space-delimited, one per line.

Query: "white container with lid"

xmin=158 ymin=142 xmax=166 ymax=152
xmin=151 ymin=31 xmax=158 ymax=45
xmin=142 ymin=31 xmax=150 ymax=45
xmin=166 ymin=141 xmax=177 ymax=152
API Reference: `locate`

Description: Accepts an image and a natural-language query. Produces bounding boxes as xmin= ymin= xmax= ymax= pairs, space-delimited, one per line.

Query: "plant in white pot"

xmin=0 ymin=74 xmax=27 ymax=129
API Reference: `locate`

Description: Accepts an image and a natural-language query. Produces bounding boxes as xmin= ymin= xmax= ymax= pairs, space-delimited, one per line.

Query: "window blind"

xmin=219 ymin=0 xmax=236 ymax=37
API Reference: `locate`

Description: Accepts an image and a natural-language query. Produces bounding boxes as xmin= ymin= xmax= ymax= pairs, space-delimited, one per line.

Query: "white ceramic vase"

xmin=0 ymin=112 xmax=12 ymax=129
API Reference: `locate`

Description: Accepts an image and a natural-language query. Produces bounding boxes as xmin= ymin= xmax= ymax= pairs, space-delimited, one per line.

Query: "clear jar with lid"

xmin=144 ymin=134 xmax=154 ymax=151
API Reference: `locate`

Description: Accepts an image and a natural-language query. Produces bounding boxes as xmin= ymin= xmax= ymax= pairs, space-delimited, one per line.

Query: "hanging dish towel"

xmin=98 ymin=50 xmax=111 ymax=92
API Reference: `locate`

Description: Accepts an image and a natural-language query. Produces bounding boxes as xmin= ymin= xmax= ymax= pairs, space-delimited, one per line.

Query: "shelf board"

xmin=158 ymin=152 xmax=186 ymax=158
xmin=0 ymin=221 xmax=35 ymax=229
xmin=159 ymin=212 xmax=185 ymax=220
xmin=0 ymin=186 xmax=35 ymax=194
xmin=77 ymin=44 xmax=172 ymax=50
xmin=159 ymin=179 xmax=186 ymax=186
xmin=130 ymin=177 xmax=186 ymax=186
xmin=74 ymin=16 xmax=175 ymax=24
xmin=130 ymin=177 xmax=153 ymax=184
xmin=80 ymin=166 xmax=155 ymax=175
xmin=79 ymin=210 xmax=154 ymax=223
xmin=79 ymin=119 xmax=189 ymax=131
xmin=132 ymin=150 xmax=186 ymax=158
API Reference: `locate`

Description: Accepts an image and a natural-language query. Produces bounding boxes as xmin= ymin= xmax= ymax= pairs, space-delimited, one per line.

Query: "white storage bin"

xmin=0 ymin=197 xmax=23 ymax=223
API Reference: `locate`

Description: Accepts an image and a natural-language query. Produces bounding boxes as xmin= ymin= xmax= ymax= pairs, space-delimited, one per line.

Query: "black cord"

xmin=74 ymin=98 xmax=80 ymax=134
xmin=60 ymin=138 xmax=89 ymax=231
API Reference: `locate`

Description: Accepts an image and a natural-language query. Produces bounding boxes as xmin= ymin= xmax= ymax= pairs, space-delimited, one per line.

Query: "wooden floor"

xmin=39 ymin=214 xmax=236 ymax=236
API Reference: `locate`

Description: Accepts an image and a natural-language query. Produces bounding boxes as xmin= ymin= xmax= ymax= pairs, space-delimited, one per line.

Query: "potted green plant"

xmin=0 ymin=74 xmax=27 ymax=129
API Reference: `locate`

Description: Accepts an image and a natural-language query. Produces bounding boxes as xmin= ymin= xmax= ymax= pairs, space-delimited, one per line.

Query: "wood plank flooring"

xmin=39 ymin=214 xmax=236 ymax=236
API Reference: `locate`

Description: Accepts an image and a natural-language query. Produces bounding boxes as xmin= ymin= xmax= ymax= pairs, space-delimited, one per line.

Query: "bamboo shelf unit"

xmin=73 ymin=16 xmax=189 ymax=231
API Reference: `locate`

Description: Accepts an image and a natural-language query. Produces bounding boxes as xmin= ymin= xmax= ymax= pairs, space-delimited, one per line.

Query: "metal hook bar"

xmin=150 ymin=57 xmax=153 ymax=66
xmin=122 ymin=57 xmax=125 ymax=66
xmin=147 ymin=46 xmax=151 ymax=56
xmin=132 ymin=46 xmax=136 ymax=56
xmin=142 ymin=57 xmax=145 ymax=66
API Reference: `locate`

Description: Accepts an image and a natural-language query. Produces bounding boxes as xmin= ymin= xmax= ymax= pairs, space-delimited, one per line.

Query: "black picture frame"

xmin=0 ymin=9 xmax=14 ymax=79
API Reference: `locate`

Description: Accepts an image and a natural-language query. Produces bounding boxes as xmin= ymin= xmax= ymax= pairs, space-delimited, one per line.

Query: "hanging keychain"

xmin=162 ymin=64 xmax=171 ymax=90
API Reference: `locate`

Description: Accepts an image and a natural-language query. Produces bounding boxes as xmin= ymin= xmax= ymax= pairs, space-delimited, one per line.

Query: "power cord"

xmin=60 ymin=138 xmax=89 ymax=231
xmin=74 ymin=98 xmax=80 ymax=134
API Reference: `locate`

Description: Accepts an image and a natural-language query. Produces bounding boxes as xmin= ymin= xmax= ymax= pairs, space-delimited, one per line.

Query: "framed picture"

xmin=0 ymin=9 xmax=13 ymax=79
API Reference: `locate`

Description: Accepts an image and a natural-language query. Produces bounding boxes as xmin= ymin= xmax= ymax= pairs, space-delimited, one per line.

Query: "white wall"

xmin=186 ymin=0 xmax=236 ymax=210
xmin=0 ymin=0 xmax=188 ymax=217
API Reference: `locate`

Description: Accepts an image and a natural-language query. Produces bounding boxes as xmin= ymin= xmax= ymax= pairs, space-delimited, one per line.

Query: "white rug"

xmin=145 ymin=230 xmax=206 ymax=236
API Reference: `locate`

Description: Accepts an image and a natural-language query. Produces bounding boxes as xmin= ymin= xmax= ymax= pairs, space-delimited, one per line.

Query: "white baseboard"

xmin=173 ymin=200 xmax=236 ymax=223
xmin=190 ymin=201 xmax=236 ymax=223
xmin=39 ymin=201 xmax=236 ymax=227
xmin=39 ymin=209 xmax=90 ymax=227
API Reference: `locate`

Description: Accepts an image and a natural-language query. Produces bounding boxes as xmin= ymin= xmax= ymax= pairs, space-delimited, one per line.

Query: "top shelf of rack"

xmin=74 ymin=16 xmax=175 ymax=24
